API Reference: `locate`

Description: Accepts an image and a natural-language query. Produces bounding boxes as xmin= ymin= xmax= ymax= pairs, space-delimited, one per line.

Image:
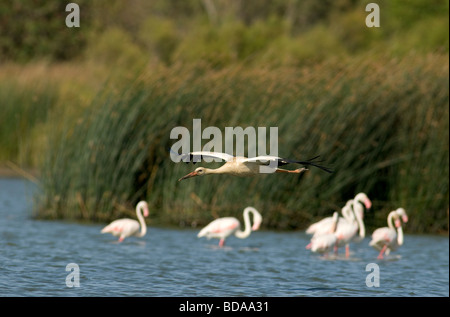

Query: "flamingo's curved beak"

xmin=402 ymin=215 xmax=408 ymax=223
xmin=394 ymin=218 xmax=402 ymax=228
xmin=143 ymin=207 xmax=150 ymax=217
xmin=178 ymin=171 xmax=198 ymax=181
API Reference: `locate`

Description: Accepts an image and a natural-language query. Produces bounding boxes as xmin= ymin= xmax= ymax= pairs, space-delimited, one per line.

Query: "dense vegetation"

xmin=0 ymin=0 xmax=448 ymax=234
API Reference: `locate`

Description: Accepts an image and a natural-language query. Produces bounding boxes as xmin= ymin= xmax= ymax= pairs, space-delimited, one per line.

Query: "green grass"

xmin=0 ymin=80 xmax=58 ymax=167
xmin=33 ymin=54 xmax=449 ymax=234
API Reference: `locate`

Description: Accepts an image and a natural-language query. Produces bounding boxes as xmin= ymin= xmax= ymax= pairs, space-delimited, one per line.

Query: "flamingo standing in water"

xmin=305 ymin=199 xmax=353 ymax=250
xmin=175 ymin=151 xmax=332 ymax=181
xmin=101 ymin=201 xmax=149 ymax=242
xmin=197 ymin=206 xmax=263 ymax=247
xmin=334 ymin=192 xmax=371 ymax=257
xmin=333 ymin=200 xmax=365 ymax=257
xmin=350 ymin=192 xmax=372 ymax=243
xmin=305 ymin=192 xmax=372 ymax=257
xmin=369 ymin=208 xmax=408 ymax=259
xmin=307 ymin=211 xmax=340 ymax=256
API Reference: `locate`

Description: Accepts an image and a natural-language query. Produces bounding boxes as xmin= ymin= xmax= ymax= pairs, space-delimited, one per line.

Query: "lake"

xmin=0 ymin=178 xmax=448 ymax=300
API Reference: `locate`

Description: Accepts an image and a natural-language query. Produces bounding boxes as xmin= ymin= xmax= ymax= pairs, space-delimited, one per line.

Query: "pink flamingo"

xmin=101 ymin=201 xmax=149 ymax=242
xmin=197 ymin=206 xmax=263 ymax=247
xmin=305 ymin=193 xmax=372 ymax=257
xmin=333 ymin=199 xmax=366 ymax=257
xmin=369 ymin=208 xmax=408 ymax=259
xmin=307 ymin=211 xmax=339 ymax=256
xmin=334 ymin=193 xmax=372 ymax=257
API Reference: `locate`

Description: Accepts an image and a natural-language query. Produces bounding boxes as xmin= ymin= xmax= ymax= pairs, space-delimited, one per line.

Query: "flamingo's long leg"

xmin=377 ymin=245 xmax=388 ymax=259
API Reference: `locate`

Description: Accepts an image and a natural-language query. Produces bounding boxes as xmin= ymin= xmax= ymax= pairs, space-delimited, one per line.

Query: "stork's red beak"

xmin=178 ymin=171 xmax=198 ymax=181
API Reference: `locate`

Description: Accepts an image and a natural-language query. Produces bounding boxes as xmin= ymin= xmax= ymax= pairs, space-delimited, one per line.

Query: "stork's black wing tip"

xmin=301 ymin=155 xmax=334 ymax=173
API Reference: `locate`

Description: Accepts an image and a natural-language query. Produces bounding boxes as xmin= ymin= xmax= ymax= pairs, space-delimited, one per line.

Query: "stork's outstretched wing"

xmin=176 ymin=151 xmax=235 ymax=164
xmin=242 ymin=155 xmax=333 ymax=173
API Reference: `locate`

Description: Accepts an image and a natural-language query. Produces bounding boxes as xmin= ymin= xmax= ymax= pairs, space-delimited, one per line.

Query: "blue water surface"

xmin=0 ymin=178 xmax=448 ymax=298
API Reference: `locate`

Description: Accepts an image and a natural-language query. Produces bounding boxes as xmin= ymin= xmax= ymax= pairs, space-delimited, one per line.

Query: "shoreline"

xmin=0 ymin=164 xmax=40 ymax=182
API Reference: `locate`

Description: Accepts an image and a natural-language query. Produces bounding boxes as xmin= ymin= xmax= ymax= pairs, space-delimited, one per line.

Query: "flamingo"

xmin=197 ymin=206 xmax=263 ymax=247
xmin=101 ymin=201 xmax=149 ymax=242
xmin=305 ymin=199 xmax=354 ymax=237
xmin=369 ymin=208 xmax=408 ymax=259
xmin=306 ymin=192 xmax=371 ymax=239
xmin=307 ymin=211 xmax=339 ymax=256
xmin=305 ymin=193 xmax=371 ymax=258
xmin=333 ymin=200 xmax=364 ymax=257
xmin=333 ymin=192 xmax=372 ymax=256
xmin=350 ymin=192 xmax=372 ymax=242
xmin=175 ymin=151 xmax=332 ymax=181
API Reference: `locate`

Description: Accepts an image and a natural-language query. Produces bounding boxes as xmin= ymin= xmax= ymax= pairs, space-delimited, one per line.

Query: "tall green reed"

xmin=0 ymin=81 xmax=57 ymax=167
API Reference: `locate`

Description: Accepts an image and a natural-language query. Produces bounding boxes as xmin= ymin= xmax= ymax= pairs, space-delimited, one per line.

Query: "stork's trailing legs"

xmin=275 ymin=167 xmax=308 ymax=174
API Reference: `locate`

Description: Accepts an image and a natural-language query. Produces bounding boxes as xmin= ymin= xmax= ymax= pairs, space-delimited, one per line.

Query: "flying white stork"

xmin=175 ymin=151 xmax=332 ymax=181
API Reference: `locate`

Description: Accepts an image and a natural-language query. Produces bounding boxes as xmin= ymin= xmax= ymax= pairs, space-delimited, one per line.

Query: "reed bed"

xmin=0 ymin=80 xmax=58 ymax=167
xmin=34 ymin=54 xmax=449 ymax=233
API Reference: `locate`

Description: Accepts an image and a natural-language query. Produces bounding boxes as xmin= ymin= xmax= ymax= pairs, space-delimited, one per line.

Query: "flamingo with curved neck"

xmin=101 ymin=201 xmax=149 ymax=242
xmin=352 ymin=192 xmax=371 ymax=241
xmin=332 ymin=196 xmax=370 ymax=257
xmin=197 ymin=206 xmax=263 ymax=247
xmin=333 ymin=200 xmax=359 ymax=256
xmin=305 ymin=194 xmax=370 ymax=258
xmin=369 ymin=208 xmax=408 ymax=259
